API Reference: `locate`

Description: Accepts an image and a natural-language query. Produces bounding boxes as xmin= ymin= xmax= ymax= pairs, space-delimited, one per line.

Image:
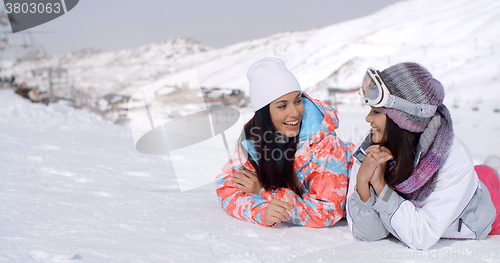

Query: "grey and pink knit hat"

xmin=379 ymin=62 xmax=445 ymax=133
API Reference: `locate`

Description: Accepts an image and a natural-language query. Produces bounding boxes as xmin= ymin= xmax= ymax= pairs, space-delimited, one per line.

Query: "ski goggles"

xmin=359 ymin=67 xmax=437 ymax=118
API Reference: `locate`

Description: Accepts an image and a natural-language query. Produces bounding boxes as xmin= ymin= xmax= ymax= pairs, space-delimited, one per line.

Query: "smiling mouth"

xmin=284 ymin=120 xmax=299 ymax=125
xmin=283 ymin=119 xmax=300 ymax=130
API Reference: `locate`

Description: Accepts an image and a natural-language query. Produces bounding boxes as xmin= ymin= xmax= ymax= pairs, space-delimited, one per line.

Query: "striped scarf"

xmin=392 ymin=104 xmax=454 ymax=206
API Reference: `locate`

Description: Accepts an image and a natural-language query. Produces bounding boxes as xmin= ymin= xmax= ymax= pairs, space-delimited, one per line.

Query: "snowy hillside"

xmin=1 ymin=81 xmax=500 ymax=262
xmin=0 ymin=38 xmax=212 ymax=99
xmin=2 ymin=0 xmax=499 ymax=109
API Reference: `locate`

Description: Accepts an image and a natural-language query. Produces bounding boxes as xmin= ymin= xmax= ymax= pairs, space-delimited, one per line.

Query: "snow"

xmin=1 ymin=86 xmax=500 ymax=263
xmin=1 ymin=0 xmax=500 ymax=261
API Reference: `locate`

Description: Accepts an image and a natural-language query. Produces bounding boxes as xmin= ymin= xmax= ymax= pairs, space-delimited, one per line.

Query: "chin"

xmin=372 ymin=135 xmax=383 ymax=144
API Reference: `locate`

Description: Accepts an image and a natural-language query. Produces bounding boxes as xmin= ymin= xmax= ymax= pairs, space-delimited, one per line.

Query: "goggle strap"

xmin=386 ymin=95 xmax=437 ymax=118
xmin=361 ymin=67 xmax=438 ymax=118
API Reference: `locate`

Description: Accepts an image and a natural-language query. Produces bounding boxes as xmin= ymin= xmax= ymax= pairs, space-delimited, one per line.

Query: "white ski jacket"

xmin=346 ymin=136 xmax=496 ymax=250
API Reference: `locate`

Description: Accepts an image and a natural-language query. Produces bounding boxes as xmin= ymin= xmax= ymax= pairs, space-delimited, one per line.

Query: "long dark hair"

xmin=379 ymin=117 xmax=421 ymax=185
xmin=239 ymin=104 xmax=303 ymax=196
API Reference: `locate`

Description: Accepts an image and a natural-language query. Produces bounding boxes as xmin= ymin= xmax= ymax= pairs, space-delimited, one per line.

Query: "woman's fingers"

xmin=268 ymin=204 xmax=290 ymax=221
xmin=365 ymin=145 xmax=383 ymax=154
xmin=270 ymin=199 xmax=292 ymax=214
xmin=232 ymin=172 xmax=262 ymax=194
xmin=232 ymin=170 xmax=262 ymax=194
xmin=233 ymin=183 xmax=245 ymax=192
xmin=274 ymin=205 xmax=291 ymax=220
xmin=231 ymin=173 xmax=250 ymax=185
xmin=271 ymin=200 xmax=292 ymax=218
xmin=379 ymin=146 xmax=393 ymax=155
xmin=233 ymin=182 xmax=244 ymax=191
xmin=283 ymin=193 xmax=294 ymax=206
xmin=270 ymin=199 xmax=292 ymax=211
xmin=265 ymin=206 xmax=282 ymax=225
xmin=269 ymin=209 xmax=287 ymax=222
xmin=366 ymin=146 xmax=393 ymax=160
xmin=265 ymin=198 xmax=295 ymax=225
xmin=376 ymin=152 xmax=393 ymax=163
xmin=239 ymin=169 xmax=257 ymax=179
xmin=231 ymin=174 xmax=245 ymax=185
xmin=266 ymin=213 xmax=282 ymax=226
xmin=368 ymin=150 xmax=392 ymax=163
xmin=231 ymin=174 xmax=250 ymax=192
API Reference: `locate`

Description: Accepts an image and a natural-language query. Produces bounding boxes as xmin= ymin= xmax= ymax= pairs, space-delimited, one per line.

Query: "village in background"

xmin=0 ymin=35 xmax=251 ymax=125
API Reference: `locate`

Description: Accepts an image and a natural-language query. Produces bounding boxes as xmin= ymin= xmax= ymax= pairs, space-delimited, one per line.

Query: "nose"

xmin=289 ymin=104 xmax=299 ymax=118
xmin=365 ymin=112 xmax=372 ymax=123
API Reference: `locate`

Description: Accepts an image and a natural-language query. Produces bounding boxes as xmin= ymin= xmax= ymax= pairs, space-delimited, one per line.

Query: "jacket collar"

xmin=299 ymin=92 xmax=339 ymax=144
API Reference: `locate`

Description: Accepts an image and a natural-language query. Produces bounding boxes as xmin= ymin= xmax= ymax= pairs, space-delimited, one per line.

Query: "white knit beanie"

xmin=246 ymin=57 xmax=302 ymax=112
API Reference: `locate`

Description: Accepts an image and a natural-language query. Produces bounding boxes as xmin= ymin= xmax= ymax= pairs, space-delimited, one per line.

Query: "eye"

xmin=277 ymin=104 xmax=286 ymax=109
xmin=295 ymin=99 xmax=302 ymax=104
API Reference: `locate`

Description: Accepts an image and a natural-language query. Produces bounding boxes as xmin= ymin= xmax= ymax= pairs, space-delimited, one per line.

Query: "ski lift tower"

xmin=31 ymin=66 xmax=68 ymax=103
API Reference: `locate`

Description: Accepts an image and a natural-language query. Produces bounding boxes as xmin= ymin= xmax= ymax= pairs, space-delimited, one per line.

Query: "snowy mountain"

xmin=2 ymin=0 xmax=500 ymax=261
xmin=1 ymin=38 xmax=212 ymax=99
xmin=2 ymin=0 xmax=499 ymax=109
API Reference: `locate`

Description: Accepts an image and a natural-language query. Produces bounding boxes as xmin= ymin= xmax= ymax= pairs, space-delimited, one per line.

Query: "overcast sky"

xmin=1 ymin=0 xmax=403 ymax=56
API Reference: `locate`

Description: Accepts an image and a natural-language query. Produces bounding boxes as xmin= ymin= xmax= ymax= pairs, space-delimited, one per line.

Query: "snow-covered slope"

xmin=1 ymin=81 xmax=499 ymax=262
xmin=1 ymin=38 xmax=212 ymax=99
xmin=2 ymin=0 xmax=499 ymax=108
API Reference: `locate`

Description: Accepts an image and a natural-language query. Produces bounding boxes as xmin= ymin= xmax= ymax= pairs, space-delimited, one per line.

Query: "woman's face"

xmin=365 ymin=107 xmax=387 ymax=144
xmin=269 ymin=91 xmax=304 ymax=137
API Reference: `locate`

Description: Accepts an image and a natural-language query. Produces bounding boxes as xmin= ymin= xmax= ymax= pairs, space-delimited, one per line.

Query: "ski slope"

xmin=1 ymin=86 xmax=499 ymax=263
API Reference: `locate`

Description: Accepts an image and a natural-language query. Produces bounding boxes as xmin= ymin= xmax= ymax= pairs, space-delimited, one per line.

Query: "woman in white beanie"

xmin=215 ymin=57 xmax=354 ymax=227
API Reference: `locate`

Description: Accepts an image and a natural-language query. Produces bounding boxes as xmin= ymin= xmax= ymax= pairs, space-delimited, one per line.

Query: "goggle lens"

xmin=361 ymin=72 xmax=380 ymax=101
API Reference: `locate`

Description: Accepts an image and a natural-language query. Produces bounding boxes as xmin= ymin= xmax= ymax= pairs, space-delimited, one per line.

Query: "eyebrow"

xmin=273 ymin=93 xmax=302 ymax=105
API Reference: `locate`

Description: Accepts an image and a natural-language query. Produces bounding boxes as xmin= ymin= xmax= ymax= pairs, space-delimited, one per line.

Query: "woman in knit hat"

xmin=216 ymin=57 xmax=353 ymax=227
xmin=346 ymin=62 xmax=500 ymax=250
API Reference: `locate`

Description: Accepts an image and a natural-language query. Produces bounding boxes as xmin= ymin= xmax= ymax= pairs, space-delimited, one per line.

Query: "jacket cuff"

xmin=351 ymin=186 xmax=377 ymax=211
xmin=255 ymin=204 xmax=273 ymax=227
xmin=372 ymin=185 xmax=401 ymax=215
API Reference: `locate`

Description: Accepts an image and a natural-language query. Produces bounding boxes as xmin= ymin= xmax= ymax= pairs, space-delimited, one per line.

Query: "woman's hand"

xmin=231 ymin=169 xmax=263 ymax=195
xmin=265 ymin=199 xmax=292 ymax=226
xmin=356 ymin=145 xmax=392 ymax=201
xmin=367 ymin=146 xmax=393 ymax=196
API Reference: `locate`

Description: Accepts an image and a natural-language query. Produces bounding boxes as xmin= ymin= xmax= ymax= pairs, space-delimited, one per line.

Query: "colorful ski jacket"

xmin=215 ymin=93 xmax=354 ymax=227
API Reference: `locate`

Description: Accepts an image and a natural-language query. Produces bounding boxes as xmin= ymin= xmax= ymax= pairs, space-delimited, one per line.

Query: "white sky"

xmin=1 ymin=0 xmax=402 ymax=56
